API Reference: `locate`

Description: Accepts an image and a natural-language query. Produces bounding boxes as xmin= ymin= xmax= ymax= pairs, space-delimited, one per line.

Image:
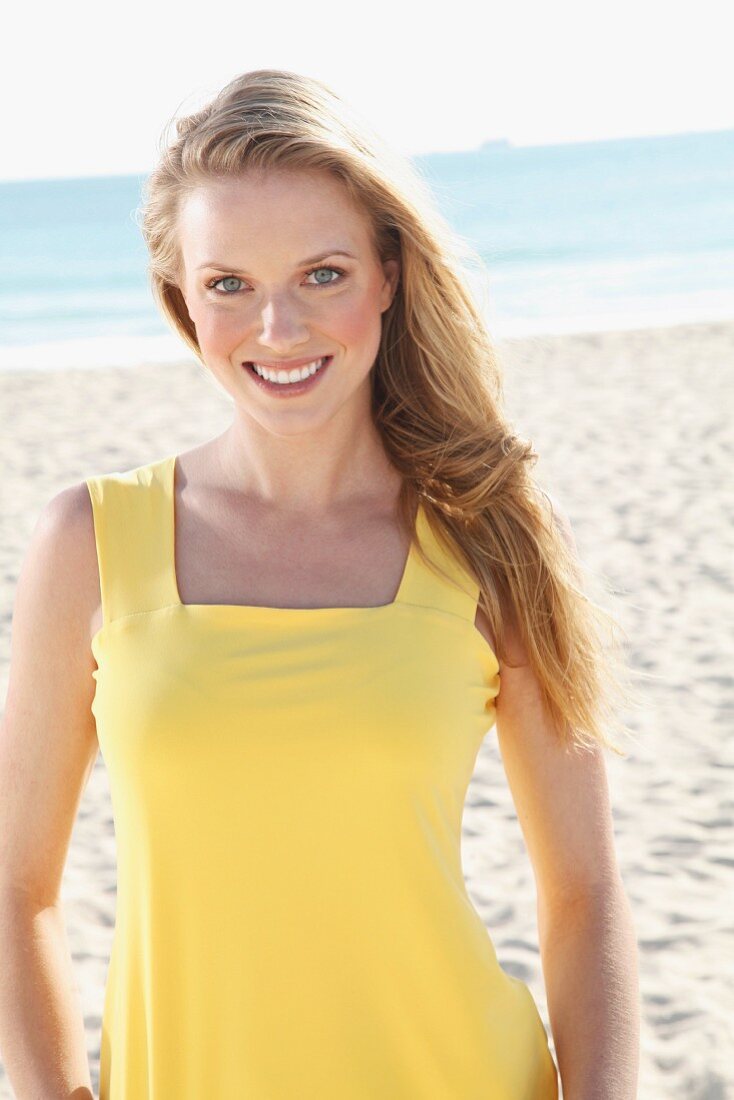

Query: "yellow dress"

xmin=86 ymin=453 xmax=559 ymax=1100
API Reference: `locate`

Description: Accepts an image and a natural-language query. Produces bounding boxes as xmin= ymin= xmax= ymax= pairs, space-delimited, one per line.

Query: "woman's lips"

xmin=242 ymin=355 xmax=333 ymax=396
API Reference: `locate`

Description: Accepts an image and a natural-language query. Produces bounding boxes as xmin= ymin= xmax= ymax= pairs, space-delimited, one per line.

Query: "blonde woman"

xmin=0 ymin=70 xmax=640 ymax=1099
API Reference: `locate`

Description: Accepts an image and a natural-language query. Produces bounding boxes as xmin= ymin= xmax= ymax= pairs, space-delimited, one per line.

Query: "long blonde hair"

xmin=138 ymin=69 xmax=639 ymax=757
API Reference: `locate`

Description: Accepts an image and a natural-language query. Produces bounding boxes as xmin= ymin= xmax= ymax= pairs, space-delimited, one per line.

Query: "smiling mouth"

xmin=245 ymin=356 xmax=332 ymax=384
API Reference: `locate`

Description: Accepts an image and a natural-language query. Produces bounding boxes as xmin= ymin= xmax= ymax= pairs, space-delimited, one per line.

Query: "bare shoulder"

xmin=13 ymin=480 xmax=101 ymax=652
xmin=475 ymin=489 xmax=580 ymax=667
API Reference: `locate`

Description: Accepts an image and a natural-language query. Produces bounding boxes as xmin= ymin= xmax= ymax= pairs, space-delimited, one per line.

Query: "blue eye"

xmin=208 ymin=275 xmax=244 ymax=295
xmin=206 ymin=266 xmax=345 ymax=296
xmin=304 ymin=265 xmax=345 ymax=285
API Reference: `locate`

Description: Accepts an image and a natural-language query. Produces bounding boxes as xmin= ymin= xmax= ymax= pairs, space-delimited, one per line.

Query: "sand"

xmin=0 ymin=318 xmax=732 ymax=1098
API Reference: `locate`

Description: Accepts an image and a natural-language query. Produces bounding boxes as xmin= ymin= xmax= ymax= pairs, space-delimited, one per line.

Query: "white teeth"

xmin=251 ymin=357 xmax=328 ymax=383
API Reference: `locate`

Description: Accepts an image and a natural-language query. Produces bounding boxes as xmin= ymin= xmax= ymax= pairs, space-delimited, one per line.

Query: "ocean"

xmin=0 ymin=128 xmax=732 ymax=371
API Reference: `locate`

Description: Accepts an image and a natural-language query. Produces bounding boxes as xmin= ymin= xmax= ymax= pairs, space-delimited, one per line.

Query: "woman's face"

xmin=178 ymin=168 xmax=400 ymax=435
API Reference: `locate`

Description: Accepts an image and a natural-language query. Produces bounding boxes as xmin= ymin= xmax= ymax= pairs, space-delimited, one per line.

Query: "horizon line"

xmin=1 ymin=124 xmax=731 ymax=187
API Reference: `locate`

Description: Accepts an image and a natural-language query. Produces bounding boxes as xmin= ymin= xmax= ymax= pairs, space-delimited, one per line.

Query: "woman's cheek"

xmin=193 ymin=305 xmax=247 ymax=354
xmin=326 ymin=290 xmax=383 ymax=350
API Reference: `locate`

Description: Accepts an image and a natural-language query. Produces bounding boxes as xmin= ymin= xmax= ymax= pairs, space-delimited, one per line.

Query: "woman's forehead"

xmin=182 ymin=168 xmax=360 ymax=218
xmin=178 ymin=172 xmax=374 ymax=265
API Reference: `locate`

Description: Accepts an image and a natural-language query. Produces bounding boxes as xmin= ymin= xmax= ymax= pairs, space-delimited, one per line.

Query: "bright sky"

xmin=2 ymin=0 xmax=730 ymax=183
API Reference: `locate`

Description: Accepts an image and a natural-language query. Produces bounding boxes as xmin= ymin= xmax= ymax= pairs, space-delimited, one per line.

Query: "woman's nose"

xmin=257 ymin=294 xmax=311 ymax=347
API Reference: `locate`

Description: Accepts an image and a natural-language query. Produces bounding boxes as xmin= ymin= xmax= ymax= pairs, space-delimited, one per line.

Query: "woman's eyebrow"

xmin=197 ymin=250 xmax=357 ymax=272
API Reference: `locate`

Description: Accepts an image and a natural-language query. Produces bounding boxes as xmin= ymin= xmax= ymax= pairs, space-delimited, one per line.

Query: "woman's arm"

xmin=494 ymin=498 xmax=640 ymax=1100
xmin=538 ymin=876 xmax=640 ymax=1100
xmin=0 ymin=485 xmax=101 ymax=1099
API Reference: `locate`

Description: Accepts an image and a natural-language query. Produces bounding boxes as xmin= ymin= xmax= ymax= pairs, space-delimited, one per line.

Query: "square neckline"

xmin=167 ymin=453 xmax=423 ymax=615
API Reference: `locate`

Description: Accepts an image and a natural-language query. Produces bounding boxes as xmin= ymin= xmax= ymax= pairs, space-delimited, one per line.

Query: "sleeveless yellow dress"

xmin=86 ymin=454 xmax=559 ymax=1100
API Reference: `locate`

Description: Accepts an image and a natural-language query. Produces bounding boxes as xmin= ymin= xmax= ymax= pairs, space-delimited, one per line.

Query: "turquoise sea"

xmin=0 ymin=128 xmax=732 ymax=371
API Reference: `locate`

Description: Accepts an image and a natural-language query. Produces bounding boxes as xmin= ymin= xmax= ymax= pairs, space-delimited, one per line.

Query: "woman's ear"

xmin=381 ymin=258 xmax=400 ymax=311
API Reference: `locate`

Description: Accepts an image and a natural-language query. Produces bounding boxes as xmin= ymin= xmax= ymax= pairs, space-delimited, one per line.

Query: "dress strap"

xmin=85 ymin=455 xmax=179 ymax=627
xmin=396 ymin=502 xmax=481 ymax=623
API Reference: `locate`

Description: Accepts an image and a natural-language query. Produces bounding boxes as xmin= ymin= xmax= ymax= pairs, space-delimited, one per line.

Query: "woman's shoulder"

xmin=16 ymin=480 xmax=102 ymax=653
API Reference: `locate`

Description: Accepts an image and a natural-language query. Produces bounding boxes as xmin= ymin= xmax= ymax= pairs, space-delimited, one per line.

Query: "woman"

xmin=0 ymin=70 xmax=640 ymax=1098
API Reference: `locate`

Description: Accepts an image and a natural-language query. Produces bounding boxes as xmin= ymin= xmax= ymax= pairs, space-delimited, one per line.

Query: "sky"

xmin=1 ymin=0 xmax=730 ymax=183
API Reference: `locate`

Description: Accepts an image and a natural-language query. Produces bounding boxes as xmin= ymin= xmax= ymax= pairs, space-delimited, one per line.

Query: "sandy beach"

xmin=1 ymin=318 xmax=732 ymax=1098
